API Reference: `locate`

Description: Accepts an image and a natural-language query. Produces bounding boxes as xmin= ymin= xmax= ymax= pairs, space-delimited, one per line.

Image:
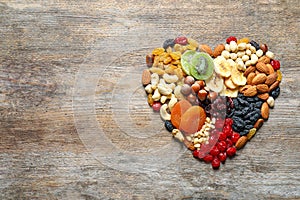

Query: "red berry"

xmin=217 ymin=141 xmax=227 ymax=152
xmin=218 ymin=131 xmax=227 ymax=141
xmin=223 ymin=125 xmax=233 ymax=138
xmin=218 ymin=152 xmax=227 ymax=163
xmin=226 ymin=36 xmax=237 ymax=44
xmin=226 ymin=147 xmax=236 ymax=157
xmin=270 ymin=59 xmax=280 ymax=70
xmin=192 ymin=150 xmax=200 ymax=158
xmin=152 ymin=102 xmax=162 ymax=112
xmin=225 ymin=118 xmax=233 ymax=126
xmin=202 ymin=154 xmax=213 ymax=163
xmin=231 ymin=132 xmax=240 ymax=144
xmin=211 ymin=157 xmax=220 ymax=169
xmin=226 ymin=138 xmax=233 ymax=148
xmin=210 ymin=146 xmax=220 ymax=156
xmin=174 ymin=36 xmax=188 ymax=45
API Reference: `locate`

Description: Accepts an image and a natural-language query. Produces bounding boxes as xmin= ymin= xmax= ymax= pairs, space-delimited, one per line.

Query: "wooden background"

xmin=0 ymin=0 xmax=299 ymax=199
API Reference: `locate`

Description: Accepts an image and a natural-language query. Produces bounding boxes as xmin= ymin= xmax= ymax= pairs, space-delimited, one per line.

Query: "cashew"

xmin=172 ymin=129 xmax=184 ymax=142
xmin=160 ymin=103 xmax=171 ymax=121
xmin=167 ymin=83 xmax=176 ymax=91
xmin=158 ymin=83 xmax=172 ymax=96
xmin=151 ymin=73 xmax=159 ymax=88
xmin=160 ymin=95 xmax=168 ymax=104
xmin=163 ymin=73 xmax=178 ymax=83
xmin=149 ymin=67 xmax=165 ymax=76
xmin=168 ymin=95 xmax=177 ymax=111
xmin=144 ymin=84 xmax=153 ymax=94
xmin=152 ymin=88 xmax=161 ymax=101
xmin=266 ymin=51 xmax=275 ymax=59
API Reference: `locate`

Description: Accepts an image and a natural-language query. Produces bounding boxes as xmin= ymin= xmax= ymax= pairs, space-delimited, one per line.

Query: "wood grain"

xmin=0 ymin=0 xmax=299 ymax=199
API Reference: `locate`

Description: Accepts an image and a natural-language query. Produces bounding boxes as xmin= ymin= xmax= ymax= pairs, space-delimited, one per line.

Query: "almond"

xmin=266 ymin=64 xmax=274 ymax=74
xmin=244 ymin=66 xmax=256 ymax=77
xmin=257 ymin=93 xmax=269 ymax=101
xmin=256 ymin=84 xmax=269 ymax=93
xmin=199 ymin=44 xmax=213 ymax=56
xmin=239 ymin=85 xmax=251 ymax=93
xmin=265 ymin=72 xmax=278 ymax=86
xmin=256 ymin=62 xmax=269 ymax=74
xmin=258 ymin=55 xmax=270 ymax=64
xmin=269 ymin=80 xmax=280 ymax=92
xmin=244 ymin=85 xmax=257 ymax=97
xmin=235 ymin=136 xmax=248 ymax=149
xmin=247 ymin=72 xmax=256 ymax=85
xmin=142 ymin=69 xmax=151 ymax=85
xmin=261 ymin=102 xmax=270 ymax=120
xmin=252 ymin=73 xmax=267 ymax=85
xmin=254 ymin=118 xmax=264 ymax=129
xmin=213 ymin=44 xmax=225 ymax=58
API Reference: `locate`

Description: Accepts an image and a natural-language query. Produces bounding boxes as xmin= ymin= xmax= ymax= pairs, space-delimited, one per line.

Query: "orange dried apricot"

xmin=179 ymin=106 xmax=206 ymax=135
xmin=171 ymin=100 xmax=192 ymax=129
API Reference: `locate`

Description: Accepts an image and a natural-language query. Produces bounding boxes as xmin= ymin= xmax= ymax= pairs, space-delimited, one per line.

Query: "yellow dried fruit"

xmin=247 ymin=128 xmax=257 ymax=140
xmin=237 ymin=37 xmax=250 ymax=44
xmin=187 ymin=38 xmax=199 ymax=48
xmin=170 ymin=52 xmax=181 ymax=60
xmin=186 ymin=44 xmax=197 ymax=51
xmin=277 ymin=70 xmax=282 ymax=82
xmin=152 ymin=48 xmax=165 ymax=56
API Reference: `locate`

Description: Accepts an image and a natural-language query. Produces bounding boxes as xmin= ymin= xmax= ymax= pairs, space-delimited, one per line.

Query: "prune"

xmin=270 ymin=87 xmax=280 ymax=99
xmin=165 ymin=120 xmax=174 ymax=132
xmin=163 ymin=39 xmax=175 ymax=50
xmin=250 ymin=40 xmax=260 ymax=50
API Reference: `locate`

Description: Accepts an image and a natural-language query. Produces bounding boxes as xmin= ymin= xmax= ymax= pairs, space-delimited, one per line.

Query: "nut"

xmin=267 ymin=96 xmax=275 ymax=108
xmin=172 ymin=129 xmax=185 ymax=142
xmin=247 ymin=72 xmax=256 ymax=85
xmin=266 ymin=51 xmax=275 ymax=59
xmin=256 ymin=62 xmax=269 ymax=74
xmin=160 ymin=95 xmax=168 ymax=104
xmin=157 ymin=83 xmax=172 ymax=96
xmin=163 ymin=73 xmax=178 ymax=83
xmin=269 ymin=80 xmax=280 ymax=92
xmin=168 ymin=95 xmax=178 ymax=111
xmin=235 ymin=136 xmax=248 ymax=149
xmin=239 ymin=85 xmax=251 ymax=93
xmin=142 ymin=69 xmax=151 ymax=85
xmin=149 ymin=67 xmax=165 ymax=75
xmin=152 ymin=88 xmax=161 ymax=101
xmin=174 ymin=85 xmax=185 ymax=100
xmin=256 ymin=84 xmax=269 ymax=93
xmin=243 ymin=85 xmax=257 ymax=97
xmin=160 ymin=103 xmax=171 ymax=121
xmin=144 ymin=84 xmax=153 ymax=94
xmin=213 ymin=44 xmax=225 ymax=58
xmin=252 ymin=73 xmax=267 ymax=85
xmin=254 ymin=118 xmax=264 ymax=129
xmin=244 ymin=66 xmax=256 ymax=77
xmin=266 ymin=64 xmax=275 ymax=74
xmin=199 ymin=44 xmax=213 ymax=56
xmin=261 ymin=102 xmax=270 ymax=120
xmin=258 ymin=55 xmax=270 ymax=64
xmin=265 ymin=72 xmax=278 ymax=86
xmin=257 ymin=93 xmax=269 ymax=101
xmin=151 ymin=73 xmax=159 ymax=88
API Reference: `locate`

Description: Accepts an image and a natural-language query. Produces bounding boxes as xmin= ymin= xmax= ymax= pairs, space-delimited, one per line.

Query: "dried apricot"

xmin=170 ymin=100 xmax=192 ymax=129
xmin=179 ymin=106 xmax=206 ymax=135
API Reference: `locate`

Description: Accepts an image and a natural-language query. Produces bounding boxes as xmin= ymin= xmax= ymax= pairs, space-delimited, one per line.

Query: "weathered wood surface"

xmin=0 ymin=0 xmax=299 ymax=199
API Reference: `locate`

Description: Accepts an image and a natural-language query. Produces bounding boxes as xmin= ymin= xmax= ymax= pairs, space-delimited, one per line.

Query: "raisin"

xmin=244 ymin=120 xmax=252 ymax=125
xmin=245 ymin=125 xmax=254 ymax=130
xmin=165 ymin=120 xmax=174 ymax=132
xmin=250 ymin=113 xmax=260 ymax=123
xmin=234 ymin=111 xmax=243 ymax=116
xmin=255 ymin=101 xmax=263 ymax=108
xmin=270 ymin=87 xmax=280 ymax=99
xmin=163 ymin=39 xmax=175 ymax=50
xmin=237 ymin=97 xmax=250 ymax=107
xmin=239 ymin=129 xmax=249 ymax=136
xmin=250 ymin=40 xmax=260 ymax=50
xmin=242 ymin=107 xmax=251 ymax=114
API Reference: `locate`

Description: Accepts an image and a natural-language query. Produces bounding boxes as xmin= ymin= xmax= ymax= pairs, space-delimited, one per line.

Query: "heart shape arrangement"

xmin=141 ymin=36 xmax=282 ymax=169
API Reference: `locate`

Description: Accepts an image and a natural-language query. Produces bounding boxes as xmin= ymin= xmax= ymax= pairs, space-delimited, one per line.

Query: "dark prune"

xmin=270 ymin=87 xmax=280 ymax=99
xmin=163 ymin=39 xmax=175 ymax=50
xmin=250 ymin=40 xmax=260 ymax=50
xmin=255 ymin=101 xmax=263 ymax=108
xmin=165 ymin=120 xmax=174 ymax=132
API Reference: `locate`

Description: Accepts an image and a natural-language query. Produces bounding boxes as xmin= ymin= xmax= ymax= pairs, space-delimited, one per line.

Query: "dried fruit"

xmin=226 ymin=36 xmax=237 ymax=44
xmin=170 ymin=100 xmax=192 ymax=129
xmin=175 ymin=36 xmax=188 ymax=45
xmin=247 ymin=128 xmax=257 ymax=140
xmin=179 ymin=106 xmax=206 ymax=134
xmin=270 ymin=59 xmax=280 ymax=70
xmin=226 ymin=147 xmax=236 ymax=157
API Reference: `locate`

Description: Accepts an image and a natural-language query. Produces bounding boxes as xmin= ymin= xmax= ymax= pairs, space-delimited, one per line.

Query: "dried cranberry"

xmin=270 ymin=59 xmax=280 ymax=70
xmin=193 ymin=150 xmax=200 ymax=158
xmin=231 ymin=132 xmax=240 ymax=144
xmin=211 ymin=157 xmax=221 ymax=169
xmin=217 ymin=141 xmax=227 ymax=152
xmin=210 ymin=146 xmax=220 ymax=156
xmin=152 ymin=102 xmax=161 ymax=112
xmin=226 ymin=147 xmax=236 ymax=157
xmin=225 ymin=118 xmax=233 ymax=126
xmin=174 ymin=36 xmax=188 ymax=45
xmin=223 ymin=125 xmax=233 ymax=138
xmin=218 ymin=152 xmax=227 ymax=163
xmin=218 ymin=131 xmax=227 ymax=141
xmin=226 ymin=138 xmax=233 ymax=148
xmin=226 ymin=36 xmax=237 ymax=44
xmin=202 ymin=154 xmax=213 ymax=163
